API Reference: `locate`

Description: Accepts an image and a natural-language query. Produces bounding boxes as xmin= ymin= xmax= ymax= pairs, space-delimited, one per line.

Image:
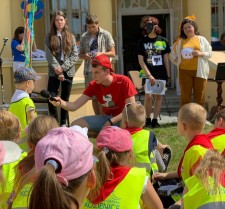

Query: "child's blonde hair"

xmin=194 ymin=149 xmax=225 ymax=193
xmin=0 ymin=109 xmax=21 ymax=141
xmin=178 ymin=103 xmax=206 ymax=132
xmin=122 ymin=102 xmax=146 ymax=128
xmin=12 ymin=115 xmax=59 ymax=202
xmin=27 ymin=115 xmax=59 ymax=146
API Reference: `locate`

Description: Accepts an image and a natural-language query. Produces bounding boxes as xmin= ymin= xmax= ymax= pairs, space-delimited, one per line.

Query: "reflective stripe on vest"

xmin=184 ymin=175 xmax=225 ymax=209
xmin=83 ymin=167 xmax=146 ymax=209
xmin=131 ymin=130 xmax=158 ymax=176
xmin=149 ymin=152 xmax=158 ymax=174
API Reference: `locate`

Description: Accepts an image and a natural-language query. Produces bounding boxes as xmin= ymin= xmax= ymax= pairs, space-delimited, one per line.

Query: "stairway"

xmin=136 ymin=88 xmax=180 ymax=114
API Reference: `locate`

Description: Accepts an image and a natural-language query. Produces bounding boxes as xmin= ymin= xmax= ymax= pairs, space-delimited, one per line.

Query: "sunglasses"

xmin=124 ymin=101 xmax=141 ymax=123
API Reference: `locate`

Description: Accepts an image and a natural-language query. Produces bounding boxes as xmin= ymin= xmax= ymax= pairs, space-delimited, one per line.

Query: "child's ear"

xmin=87 ymin=168 xmax=96 ymax=189
xmin=25 ymin=80 xmax=30 ymax=87
xmin=120 ymin=118 xmax=128 ymax=129
xmin=13 ymin=132 xmax=21 ymax=143
xmin=182 ymin=122 xmax=187 ymax=131
xmin=218 ymin=117 xmax=224 ymax=127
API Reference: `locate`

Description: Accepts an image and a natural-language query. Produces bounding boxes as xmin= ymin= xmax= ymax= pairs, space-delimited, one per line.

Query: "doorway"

xmin=122 ymin=14 xmax=170 ymax=76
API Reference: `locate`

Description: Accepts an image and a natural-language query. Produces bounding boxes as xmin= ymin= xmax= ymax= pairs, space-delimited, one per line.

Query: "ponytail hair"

xmin=29 ymin=164 xmax=79 ymax=209
xmin=88 ymin=149 xmax=131 ymax=201
xmin=49 ymin=11 xmax=74 ymax=56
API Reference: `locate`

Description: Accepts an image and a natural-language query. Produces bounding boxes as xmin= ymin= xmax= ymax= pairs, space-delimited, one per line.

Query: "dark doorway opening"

xmin=122 ymin=14 xmax=170 ymax=75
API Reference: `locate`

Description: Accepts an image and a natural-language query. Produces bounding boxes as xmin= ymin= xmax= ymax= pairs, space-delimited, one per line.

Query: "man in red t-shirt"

xmin=51 ymin=54 xmax=137 ymax=134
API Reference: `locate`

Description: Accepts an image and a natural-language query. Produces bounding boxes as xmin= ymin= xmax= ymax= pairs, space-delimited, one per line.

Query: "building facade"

xmin=0 ymin=0 xmax=224 ymax=112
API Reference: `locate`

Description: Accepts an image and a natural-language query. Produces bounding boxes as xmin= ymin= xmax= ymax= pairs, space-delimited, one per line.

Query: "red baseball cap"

xmin=96 ymin=126 xmax=132 ymax=152
xmin=91 ymin=54 xmax=114 ymax=72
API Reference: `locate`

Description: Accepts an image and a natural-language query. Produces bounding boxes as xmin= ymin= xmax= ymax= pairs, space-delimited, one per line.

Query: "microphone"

xmin=3 ymin=38 xmax=8 ymax=43
xmin=40 ymin=90 xmax=58 ymax=102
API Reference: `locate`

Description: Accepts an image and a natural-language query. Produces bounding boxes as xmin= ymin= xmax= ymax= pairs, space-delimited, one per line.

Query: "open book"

xmin=145 ymin=79 xmax=167 ymax=95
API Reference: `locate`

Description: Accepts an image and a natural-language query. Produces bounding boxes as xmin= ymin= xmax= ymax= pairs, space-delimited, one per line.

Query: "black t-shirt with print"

xmin=137 ymin=35 xmax=171 ymax=74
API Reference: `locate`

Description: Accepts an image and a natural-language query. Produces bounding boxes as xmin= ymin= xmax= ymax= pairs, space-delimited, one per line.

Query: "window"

xmin=48 ymin=0 xmax=89 ymax=41
xmin=211 ymin=0 xmax=225 ymax=41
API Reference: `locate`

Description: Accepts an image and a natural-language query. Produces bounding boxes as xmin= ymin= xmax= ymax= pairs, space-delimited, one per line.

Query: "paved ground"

xmin=154 ymin=112 xmax=178 ymax=125
xmin=157 ymin=112 xmax=213 ymax=126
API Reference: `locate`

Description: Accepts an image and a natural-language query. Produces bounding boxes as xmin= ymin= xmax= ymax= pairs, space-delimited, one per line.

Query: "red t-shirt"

xmin=83 ymin=74 xmax=137 ymax=116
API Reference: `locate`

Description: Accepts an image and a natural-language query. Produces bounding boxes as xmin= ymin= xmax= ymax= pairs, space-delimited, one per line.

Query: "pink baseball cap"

xmin=35 ymin=127 xmax=93 ymax=185
xmin=96 ymin=126 xmax=132 ymax=152
xmin=91 ymin=54 xmax=114 ymax=72
xmin=0 ymin=141 xmax=22 ymax=166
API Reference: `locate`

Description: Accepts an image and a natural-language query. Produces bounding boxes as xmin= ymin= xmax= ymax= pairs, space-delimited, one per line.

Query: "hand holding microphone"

xmin=40 ymin=90 xmax=60 ymax=105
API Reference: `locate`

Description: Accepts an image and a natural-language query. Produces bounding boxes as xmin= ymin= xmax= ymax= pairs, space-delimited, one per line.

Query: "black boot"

xmin=151 ymin=118 xmax=160 ymax=128
xmin=145 ymin=118 xmax=151 ymax=128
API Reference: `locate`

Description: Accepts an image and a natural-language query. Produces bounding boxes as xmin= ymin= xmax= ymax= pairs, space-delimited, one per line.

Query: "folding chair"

xmin=128 ymin=70 xmax=144 ymax=101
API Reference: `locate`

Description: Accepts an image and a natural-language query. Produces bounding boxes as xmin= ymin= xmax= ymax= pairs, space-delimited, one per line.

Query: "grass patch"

xmin=90 ymin=122 xmax=214 ymax=172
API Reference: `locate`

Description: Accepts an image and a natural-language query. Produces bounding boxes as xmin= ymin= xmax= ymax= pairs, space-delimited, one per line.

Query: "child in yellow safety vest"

xmin=83 ymin=126 xmax=163 ymax=209
xmin=182 ymin=149 xmax=225 ymax=209
xmin=207 ymin=108 xmax=225 ymax=155
xmin=153 ymin=103 xmax=213 ymax=209
xmin=0 ymin=110 xmax=27 ymax=209
xmin=9 ymin=67 xmax=39 ymax=151
xmin=0 ymin=141 xmax=22 ymax=202
xmin=120 ymin=102 xmax=172 ymax=177
xmin=8 ymin=115 xmax=59 ymax=209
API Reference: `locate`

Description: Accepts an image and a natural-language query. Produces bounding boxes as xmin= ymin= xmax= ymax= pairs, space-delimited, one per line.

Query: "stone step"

xmin=136 ymin=89 xmax=181 ymax=113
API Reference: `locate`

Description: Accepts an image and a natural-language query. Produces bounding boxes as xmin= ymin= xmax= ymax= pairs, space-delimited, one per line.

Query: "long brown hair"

xmin=49 ymin=11 xmax=73 ymax=56
xmin=12 ymin=116 xmax=59 ymax=202
xmin=29 ymin=164 xmax=90 ymax=209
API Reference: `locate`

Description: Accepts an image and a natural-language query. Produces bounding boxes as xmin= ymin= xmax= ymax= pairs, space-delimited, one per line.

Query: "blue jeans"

xmin=84 ymin=115 xmax=121 ymax=132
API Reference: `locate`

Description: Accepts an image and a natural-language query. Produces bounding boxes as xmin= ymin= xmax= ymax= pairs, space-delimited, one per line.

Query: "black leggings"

xmin=47 ymin=73 xmax=73 ymax=125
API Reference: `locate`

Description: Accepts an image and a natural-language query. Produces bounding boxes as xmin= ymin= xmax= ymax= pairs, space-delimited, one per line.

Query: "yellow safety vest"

xmin=181 ymin=145 xmax=209 ymax=182
xmin=12 ymin=183 xmax=32 ymax=209
xmin=82 ymin=167 xmax=146 ymax=209
xmin=211 ymin=135 xmax=225 ymax=154
xmin=0 ymin=151 xmax=27 ymax=209
xmin=184 ymin=175 xmax=225 ymax=209
xmin=9 ymin=97 xmax=37 ymax=151
xmin=131 ymin=130 xmax=158 ymax=176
